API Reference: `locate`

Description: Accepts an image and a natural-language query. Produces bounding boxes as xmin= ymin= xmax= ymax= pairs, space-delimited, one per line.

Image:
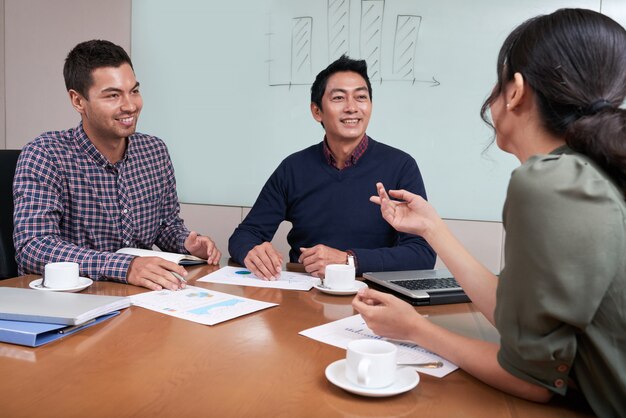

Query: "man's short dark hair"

xmin=63 ymin=39 xmax=133 ymax=98
xmin=310 ymin=55 xmax=372 ymax=109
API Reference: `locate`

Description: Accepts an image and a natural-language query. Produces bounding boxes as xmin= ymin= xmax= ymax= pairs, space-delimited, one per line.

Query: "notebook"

xmin=362 ymin=269 xmax=470 ymax=306
xmin=0 ymin=287 xmax=130 ymax=325
xmin=116 ymin=248 xmax=206 ymax=265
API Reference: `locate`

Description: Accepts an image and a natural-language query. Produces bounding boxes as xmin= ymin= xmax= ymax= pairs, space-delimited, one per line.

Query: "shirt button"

xmin=125 ymin=241 xmax=130 ymax=245
xmin=123 ymin=209 xmax=129 ymax=214
xmin=557 ymin=364 xmax=568 ymax=373
xmin=554 ymin=379 xmax=565 ymax=388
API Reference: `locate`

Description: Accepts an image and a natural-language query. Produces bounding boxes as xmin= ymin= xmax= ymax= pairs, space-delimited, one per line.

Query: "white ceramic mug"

xmin=345 ymin=339 xmax=397 ymax=388
xmin=324 ymin=264 xmax=356 ymax=290
xmin=43 ymin=262 xmax=80 ymax=289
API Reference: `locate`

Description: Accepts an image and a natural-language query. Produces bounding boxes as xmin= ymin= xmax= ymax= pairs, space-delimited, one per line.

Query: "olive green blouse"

xmin=495 ymin=146 xmax=626 ymax=418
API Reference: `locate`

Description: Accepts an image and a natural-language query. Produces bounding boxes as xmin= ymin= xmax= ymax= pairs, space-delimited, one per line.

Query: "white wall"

xmin=1 ymin=0 xmax=505 ymax=273
xmin=3 ymin=0 xmax=131 ymax=149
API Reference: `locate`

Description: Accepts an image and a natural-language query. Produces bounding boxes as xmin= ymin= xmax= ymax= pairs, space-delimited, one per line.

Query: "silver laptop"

xmin=0 ymin=287 xmax=130 ymax=325
xmin=362 ymin=269 xmax=469 ymax=306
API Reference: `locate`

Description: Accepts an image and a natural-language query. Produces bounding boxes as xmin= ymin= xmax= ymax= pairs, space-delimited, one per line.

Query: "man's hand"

xmin=126 ymin=256 xmax=188 ymax=291
xmin=243 ymin=242 xmax=283 ymax=280
xmin=184 ymin=231 xmax=221 ymax=264
xmin=298 ymin=245 xmax=348 ymax=277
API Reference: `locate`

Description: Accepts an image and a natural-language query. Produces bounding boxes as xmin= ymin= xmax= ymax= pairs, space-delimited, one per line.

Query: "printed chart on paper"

xmin=300 ymin=314 xmax=458 ymax=377
xmin=198 ymin=266 xmax=317 ymax=290
xmin=130 ymin=285 xmax=277 ymax=325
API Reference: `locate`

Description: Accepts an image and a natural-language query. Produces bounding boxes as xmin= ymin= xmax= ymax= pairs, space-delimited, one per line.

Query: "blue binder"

xmin=0 ymin=311 xmax=120 ymax=347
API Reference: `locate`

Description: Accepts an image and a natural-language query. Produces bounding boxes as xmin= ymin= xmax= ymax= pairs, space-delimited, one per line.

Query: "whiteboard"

xmin=131 ymin=0 xmax=622 ymax=221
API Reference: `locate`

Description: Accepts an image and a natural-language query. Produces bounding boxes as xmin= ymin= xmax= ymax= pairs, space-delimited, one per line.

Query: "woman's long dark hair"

xmin=481 ymin=8 xmax=626 ymax=193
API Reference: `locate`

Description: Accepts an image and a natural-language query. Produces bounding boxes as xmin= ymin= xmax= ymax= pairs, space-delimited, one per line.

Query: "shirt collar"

xmin=549 ymin=144 xmax=571 ymax=155
xmin=323 ymin=134 xmax=369 ymax=170
xmin=74 ymin=122 xmax=131 ymax=169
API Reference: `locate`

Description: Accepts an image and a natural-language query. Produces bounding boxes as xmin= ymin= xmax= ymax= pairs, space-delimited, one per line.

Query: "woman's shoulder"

xmin=510 ymin=149 xmax=624 ymax=205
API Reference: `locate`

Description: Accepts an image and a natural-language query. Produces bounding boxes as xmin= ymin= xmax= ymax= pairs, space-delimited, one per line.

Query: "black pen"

xmin=59 ymin=318 xmax=96 ymax=334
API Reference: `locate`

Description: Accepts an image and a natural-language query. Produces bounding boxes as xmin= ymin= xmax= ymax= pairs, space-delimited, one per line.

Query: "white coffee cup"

xmin=43 ymin=262 xmax=80 ymax=289
xmin=324 ymin=264 xmax=356 ymax=290
xmin=345 ymin=339 xmax=397 ymax=388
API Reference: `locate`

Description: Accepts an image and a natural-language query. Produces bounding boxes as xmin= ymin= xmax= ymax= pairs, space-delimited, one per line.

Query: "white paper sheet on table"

xmin=130 ymin=285 xmax=277 ymax=326
xmin=299 ymin=314 xmax=458 ymax=378
xmin=197 ymin=266 xmax=317 ymax=291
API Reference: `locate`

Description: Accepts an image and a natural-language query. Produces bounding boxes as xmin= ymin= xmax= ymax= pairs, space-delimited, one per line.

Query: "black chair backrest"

xmin=0 ymin=150 xmax=21 ymax=279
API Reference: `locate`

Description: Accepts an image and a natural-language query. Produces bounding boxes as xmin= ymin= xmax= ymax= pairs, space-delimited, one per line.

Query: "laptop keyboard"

xmin=390 ymin=277 xmax=459 ymax=291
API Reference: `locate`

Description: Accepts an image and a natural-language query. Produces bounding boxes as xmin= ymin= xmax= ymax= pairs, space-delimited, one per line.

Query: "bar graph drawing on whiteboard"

xmin=268 ymin=0 xmax=439 ymax=88
xmin=360 ymin=0 xmax=384 ymax=81
xmin=291 ymin=16 xmax=313 ymax=85
xmin=328 ymin=0 xmax=350 ymax=62
xmin=393 ymin=14 xmax=422 ymax=80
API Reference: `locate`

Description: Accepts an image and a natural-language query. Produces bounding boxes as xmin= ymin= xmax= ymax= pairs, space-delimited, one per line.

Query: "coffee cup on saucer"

xmin=324 ymin=264 xmax=356 ymax=290
xmin=345 ymin=339 xmax=397 ymax=388
xmin=43 ymin=262 xmax=80 ymax=289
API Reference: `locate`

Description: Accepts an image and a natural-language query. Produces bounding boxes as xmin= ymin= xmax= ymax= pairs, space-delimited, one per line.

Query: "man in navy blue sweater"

xmin=228 ymin=55 xmax=435 ymax=279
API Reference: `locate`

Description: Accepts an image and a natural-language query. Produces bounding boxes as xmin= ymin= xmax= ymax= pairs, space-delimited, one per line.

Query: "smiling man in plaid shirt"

xmin=12 ymin=40 xmax=220 ymax=291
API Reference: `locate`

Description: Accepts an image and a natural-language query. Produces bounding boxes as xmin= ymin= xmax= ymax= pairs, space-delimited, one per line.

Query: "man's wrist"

xmin=106 ymin=253 xmax=135 ymax=283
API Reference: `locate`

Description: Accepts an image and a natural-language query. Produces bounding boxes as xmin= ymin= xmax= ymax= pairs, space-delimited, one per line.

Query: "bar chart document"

xmin=130 ymin=286 xmax=277 ymax=326
xmin=198 ymin=266 xmax=316 ymax=291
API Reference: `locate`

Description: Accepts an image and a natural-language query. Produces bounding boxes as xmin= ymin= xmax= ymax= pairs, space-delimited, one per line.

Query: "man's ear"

xmin=68 ymin=89 xmax=87 ymax=115
xmin=310 ymin=102 xmax=323 ymax=123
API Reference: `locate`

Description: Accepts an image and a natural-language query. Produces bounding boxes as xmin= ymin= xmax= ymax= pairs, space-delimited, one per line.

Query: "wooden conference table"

xmin=0 ymin=263 xmax=593 ymax=418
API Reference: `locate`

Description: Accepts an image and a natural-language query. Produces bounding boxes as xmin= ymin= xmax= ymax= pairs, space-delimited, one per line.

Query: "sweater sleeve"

xmin=349 ymin=155 xmax=436 ymax=274
xmin=228 ymin=164 xmax=288 ymax=265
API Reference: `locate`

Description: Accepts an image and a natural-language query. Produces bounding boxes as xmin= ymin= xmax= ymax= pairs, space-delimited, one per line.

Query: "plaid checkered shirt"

xmin=13 ymin=123 xmax=190 ymax=282
xmin=322 ymin=134 xmax=369 ymax=170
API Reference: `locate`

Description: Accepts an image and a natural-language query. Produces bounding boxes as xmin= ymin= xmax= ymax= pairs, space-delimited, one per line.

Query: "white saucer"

xmin=29 ymin=277 xmax=93 ymax=293
xmin=314 ymin=281 xmax=368 ymax=295
xmin=325 ymin=359 xmax=419 ymax=397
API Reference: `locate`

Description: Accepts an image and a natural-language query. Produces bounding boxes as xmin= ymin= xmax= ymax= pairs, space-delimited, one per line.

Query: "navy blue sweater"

xmin=228 ymin=138 xmax=436 ymax=274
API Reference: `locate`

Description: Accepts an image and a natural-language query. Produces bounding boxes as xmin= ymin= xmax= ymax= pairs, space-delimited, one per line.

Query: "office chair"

xmin=0 ymin=150 xmax=21 ymax=279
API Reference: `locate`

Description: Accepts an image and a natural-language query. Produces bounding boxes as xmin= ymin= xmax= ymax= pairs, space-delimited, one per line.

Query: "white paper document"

xmin=130 ymin=285 xmax=277 ymax=326
xmin=198 ymin=266 xmax=317 ymax=291
xmin=299 ymin=314 xmax=458 ymax=378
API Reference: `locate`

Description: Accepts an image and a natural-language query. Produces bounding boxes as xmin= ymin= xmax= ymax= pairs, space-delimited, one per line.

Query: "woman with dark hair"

xmin=353 ymin=8 xmax=626 ymax=417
